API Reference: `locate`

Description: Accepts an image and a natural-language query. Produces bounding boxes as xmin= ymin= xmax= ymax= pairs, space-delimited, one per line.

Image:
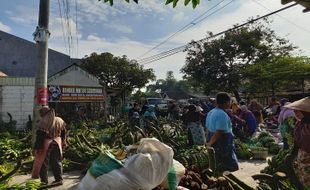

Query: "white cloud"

xmin=72 ymin=0 xmax=169 ymax=25
xmin=104 ymin=23 xmax=133 ymax=34
xmin=172 ymin=12 xmax=185 ymax=22
xmin=0 ymin=21 xmax=11 ymax=32
xmin=7 ymin=5 xmax=37 ymax=25
xmin=155 ymin=1 xmax=310 ymax=54
xmin=49 ymin=17 xmax=77 ymax=38
xmin=48 ymin=0 xmax=310 ymax=80
xmin=87 ymin=34 xmax=102 ymax=41
xmin=74 ymin=0 xmax=112 ymax=23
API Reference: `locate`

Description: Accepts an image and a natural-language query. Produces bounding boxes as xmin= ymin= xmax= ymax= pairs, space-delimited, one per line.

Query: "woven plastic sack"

xmin=159 ymin=159 xmax=186 ymax=190
xmin=77 ymin=138 xmax=173 ymax=190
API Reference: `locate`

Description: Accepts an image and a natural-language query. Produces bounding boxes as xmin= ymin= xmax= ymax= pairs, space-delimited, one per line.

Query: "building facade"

xmin=0 ymin=64 xmax=105 ymax=129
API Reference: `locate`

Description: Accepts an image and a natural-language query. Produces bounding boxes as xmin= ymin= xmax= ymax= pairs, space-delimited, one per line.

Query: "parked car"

xmin=146 ymin=98 xmax=169 ymax=116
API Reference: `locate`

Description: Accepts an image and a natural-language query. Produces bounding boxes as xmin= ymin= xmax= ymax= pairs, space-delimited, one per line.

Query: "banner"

xmin=48 ymin=85 xmax=105 ymax=102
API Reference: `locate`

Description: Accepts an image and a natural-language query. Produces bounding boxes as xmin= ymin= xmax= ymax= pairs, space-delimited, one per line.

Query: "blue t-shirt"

xmin=206 ymin=108 xmax=232 ymax=133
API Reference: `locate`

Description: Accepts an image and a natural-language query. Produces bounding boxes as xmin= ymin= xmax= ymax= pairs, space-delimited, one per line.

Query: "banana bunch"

xmin=261 ymin=149 xmax=290 ymax=175
xmin=175 ymin=146 xmax=215 ymax=172
xmin=24 ymin=180 xmax=41 ymax=190
xmin=111 ymin=149 xmax=127 ymax=160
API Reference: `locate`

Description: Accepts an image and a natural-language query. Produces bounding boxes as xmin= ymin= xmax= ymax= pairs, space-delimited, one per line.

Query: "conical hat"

xmin=284 ymin=97 xmax=310 ymax=112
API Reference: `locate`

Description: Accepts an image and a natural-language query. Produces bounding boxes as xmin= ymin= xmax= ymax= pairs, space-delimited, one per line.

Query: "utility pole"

xmin=32 ymin=0 xmax=50 ymax=146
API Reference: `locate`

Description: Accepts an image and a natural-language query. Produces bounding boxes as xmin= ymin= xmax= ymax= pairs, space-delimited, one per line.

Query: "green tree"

xmin=146 ymin=71 xmax=200 ymax=99
xmin=242 ymin=56 xmax=310 ymax=96
xmin=81 ymin=52 xmax=155 ymax=93
xmin=147 ymin=71 xmax=181 ymax=93
xmin=99 ymin=0 xmax=201 ymax=8
xmin=181 ymin=19 xmax=296 ymax=100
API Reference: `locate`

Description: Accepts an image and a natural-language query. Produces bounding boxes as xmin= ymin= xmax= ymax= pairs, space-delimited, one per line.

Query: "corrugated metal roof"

xmin=0 ymin=77 xmax=35 ymax=86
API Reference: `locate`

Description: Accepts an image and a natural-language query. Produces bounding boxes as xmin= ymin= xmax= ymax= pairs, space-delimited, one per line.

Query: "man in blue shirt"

xmin=206 ymin=92 xmax=239 ymax=174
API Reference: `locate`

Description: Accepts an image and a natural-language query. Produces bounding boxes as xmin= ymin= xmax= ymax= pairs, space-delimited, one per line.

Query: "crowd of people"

xmin=127 ymin=94 xmax=309 ymax=188
xmin=128 ymin=95 xmax=284 ymax=146
xmin=30 ymin=94 xmax=309 ymax=189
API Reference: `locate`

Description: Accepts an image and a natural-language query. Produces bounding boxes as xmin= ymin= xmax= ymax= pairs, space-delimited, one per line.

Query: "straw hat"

xmin=284 ymin=97 xmax=310 ymax=112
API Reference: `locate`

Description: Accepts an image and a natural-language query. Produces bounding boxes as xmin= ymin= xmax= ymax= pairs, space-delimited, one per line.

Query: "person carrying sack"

xmin=32 ymin=106 xmax=67 ymax=185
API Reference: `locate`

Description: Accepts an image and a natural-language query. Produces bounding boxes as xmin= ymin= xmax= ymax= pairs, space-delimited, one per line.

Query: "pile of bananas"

xmin=175 ymin=146 xmax=215 ymax=172
xmin=0 ymin=180 xmax=40 ymax=190
xmin=261 ymin=149 xmax=290 ymax=175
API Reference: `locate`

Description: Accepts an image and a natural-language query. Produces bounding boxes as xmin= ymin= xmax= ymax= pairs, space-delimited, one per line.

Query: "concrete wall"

xmin=0 ymin=86 xmax=34 ymax=129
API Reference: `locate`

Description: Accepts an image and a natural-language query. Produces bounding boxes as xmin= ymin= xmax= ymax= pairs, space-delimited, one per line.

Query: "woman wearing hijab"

xmin=181 ymin=104 xmax=206 ymax=146
xmin=143 ymin=105 xmax=159 ymax=134
xmin=238 ymin=105 xmax=257 ymax=138
xmin=278 ymin=102 xmax=295 ymax=149
xmin=284 ymin=97 xmax=310 ymax=189
xmin=32 ymin=106 xmax=66 ymax=185
xmin=248 ymin=100 xmax=264 ymax=126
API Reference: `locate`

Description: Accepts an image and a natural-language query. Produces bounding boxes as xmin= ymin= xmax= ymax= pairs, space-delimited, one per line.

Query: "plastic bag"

xmin=159 ymin=159 xmax=186 ymax=190
xmin=77 ymin=138 xmax=174 ymax=190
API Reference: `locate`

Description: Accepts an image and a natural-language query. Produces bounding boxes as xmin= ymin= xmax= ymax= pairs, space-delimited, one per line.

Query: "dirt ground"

xmin=10 ymin=158 xmax=269 ymax=189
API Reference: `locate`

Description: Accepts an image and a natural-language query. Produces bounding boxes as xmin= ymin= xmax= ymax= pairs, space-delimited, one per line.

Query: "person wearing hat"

xmin=284 ymin=97 xmax=310 ymax=189
xmin=278 ymin=102 xmax=295 ymax=150
xmin=32 ymin=106 xmax=67 ymax=185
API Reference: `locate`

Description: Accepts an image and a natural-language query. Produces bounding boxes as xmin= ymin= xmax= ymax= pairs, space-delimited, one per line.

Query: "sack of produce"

xmin=159 ymin=159 xmax=186 ymax=190
xmin=77 ymin=138 xmax=173 ymax=190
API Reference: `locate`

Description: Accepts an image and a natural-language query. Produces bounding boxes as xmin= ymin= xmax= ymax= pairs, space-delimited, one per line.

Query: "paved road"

xmin=10 ymin=171 xmax=80 ymax=190
xmin=233 ymin=158 xmax=269 ymax=187
xmin=10 ymin=158 xmax=269 ymax=189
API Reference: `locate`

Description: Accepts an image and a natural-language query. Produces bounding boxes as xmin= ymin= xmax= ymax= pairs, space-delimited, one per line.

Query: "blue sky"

xmin=1 ymin=0 xmax=310 ymax=80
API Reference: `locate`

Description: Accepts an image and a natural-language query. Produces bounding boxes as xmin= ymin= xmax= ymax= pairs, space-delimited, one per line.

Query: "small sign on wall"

xmin=48 ymin=85 xmax=105 ymax=102
xmin=37 ymin=87 xmax=48 ymax=105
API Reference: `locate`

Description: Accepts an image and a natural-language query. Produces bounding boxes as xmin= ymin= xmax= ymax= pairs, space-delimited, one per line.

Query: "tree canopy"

xmin=242 ymin=56 xmax=310 ymax=96
xmin=81 ymin=52 xmax=155 ymax=93
xmin=147 ymin=71 xmax=191 ymax=93
xmin=98 ymin=0 xmax=201 ymax=8
xmin=181 ymin=19 xmax=296 ymax=99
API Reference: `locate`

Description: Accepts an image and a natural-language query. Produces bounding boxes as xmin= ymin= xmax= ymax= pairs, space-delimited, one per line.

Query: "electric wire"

xmin=136 ymin=0 xmax=230 ymax=60
xmin=137 ymin=1 xmax=232 ymax=62
xmin=61 ymin=0 xmax=70 ymax=57
xmin=75 ymin=0 xmax=79 ymax=57
xmin=67 ymin=0 xmax=73 ymax=57
xmin=137 ymin=3 xmax=298 ymax=65
xmin=63 ymin=0 xmax=73 ymax=57
xmin=57 ymin=0 xmax=68 ymax=55
xmin=252 ymin=0 xmax=310 ymax=36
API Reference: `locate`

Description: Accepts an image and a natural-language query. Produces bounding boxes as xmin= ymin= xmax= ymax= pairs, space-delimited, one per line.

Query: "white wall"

xmin=0 ymin=86 xmax=34 ymax=130
xmin=49 ymin=69 xmax=101 ymax=87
